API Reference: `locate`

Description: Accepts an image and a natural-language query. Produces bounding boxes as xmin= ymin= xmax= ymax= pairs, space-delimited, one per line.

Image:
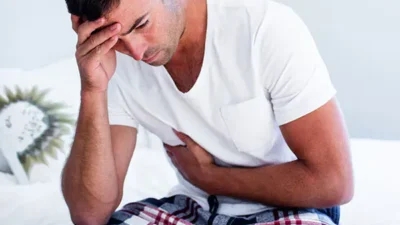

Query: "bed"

xmin=0 ymin=138 xmax=399 ymax=225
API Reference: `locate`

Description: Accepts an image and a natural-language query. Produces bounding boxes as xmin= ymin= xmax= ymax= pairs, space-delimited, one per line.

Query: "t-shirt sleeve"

xmin=107 ymin=74 xmax=139 ymax=128
xmin=256 ymin=3 xmax=337 ymax=126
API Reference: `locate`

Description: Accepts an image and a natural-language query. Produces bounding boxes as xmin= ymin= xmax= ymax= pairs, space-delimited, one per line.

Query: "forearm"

xmin=62 ymin=91 xmax=119 ymax=223
xmin=203 ymin=160 xmax=349 ymax=208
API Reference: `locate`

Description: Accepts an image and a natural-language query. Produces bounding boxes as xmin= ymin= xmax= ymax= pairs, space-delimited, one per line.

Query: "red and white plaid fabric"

xmin=121 ymin=204 xmax=192 ymax=225
xmin=108 ymin=195 xmax=337 ymax=225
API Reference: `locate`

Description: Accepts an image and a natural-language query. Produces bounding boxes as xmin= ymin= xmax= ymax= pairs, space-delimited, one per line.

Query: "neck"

xmin=169 ymin=0 xmax=207 ymax=64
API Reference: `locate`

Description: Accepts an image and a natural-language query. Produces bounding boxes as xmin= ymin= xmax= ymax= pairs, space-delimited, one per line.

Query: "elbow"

xmin=320 ymin=168 xmax=354 ymax=207
xmin=70 ymin=215 xmax=96 ymax=225
xmin=339 ymin=177 xmax=354 ymax=205
xmin=67 ymin=195 xmax=122 ymax=225
xmin=62 ymin=178 xmax=123 ymax=225
xmin=70 ymin=213 xmax=110 ymax=225
xmin=336 ymin=174 xmax=354 ymax=205
xmin=69 ymin=202 xmax=120 ymax=225
xmin=326 ymin=181 xmax=354 ymax=207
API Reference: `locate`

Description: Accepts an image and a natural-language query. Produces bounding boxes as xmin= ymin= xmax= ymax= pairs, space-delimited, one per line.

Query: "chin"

xmin=148 ymin=59 xmax=168 ymax=67
xmin=149 ymin=54 xmax=172 ymax=66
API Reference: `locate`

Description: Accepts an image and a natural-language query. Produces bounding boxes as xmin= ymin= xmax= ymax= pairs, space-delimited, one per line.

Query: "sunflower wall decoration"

xmin=0 ymin=85 xmax=75 ymax=183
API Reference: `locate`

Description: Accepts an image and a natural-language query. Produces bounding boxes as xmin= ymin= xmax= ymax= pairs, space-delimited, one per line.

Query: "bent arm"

xmin=61 ymin=91 xmax=137 ymax=225
xmin=200 ymin=3 xmax=352 ymax=208
xmin=203 ymin=98 xmax=354 ymax=208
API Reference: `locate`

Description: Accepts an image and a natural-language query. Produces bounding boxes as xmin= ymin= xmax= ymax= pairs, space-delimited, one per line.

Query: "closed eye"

xmin=136 ymin=20 xmax=149 ymax=29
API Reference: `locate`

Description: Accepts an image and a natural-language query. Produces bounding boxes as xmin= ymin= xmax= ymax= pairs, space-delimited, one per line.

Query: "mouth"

xmin=143 ymin=51 xmax=160 ymax=64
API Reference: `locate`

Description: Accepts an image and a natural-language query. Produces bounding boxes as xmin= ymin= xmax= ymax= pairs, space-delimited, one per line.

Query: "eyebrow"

xmin=121 ymin=12 xmax=149 ymax=36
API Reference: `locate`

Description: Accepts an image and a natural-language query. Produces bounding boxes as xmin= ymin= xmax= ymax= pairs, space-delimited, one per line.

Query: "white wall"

xmin=0 ymin=0 xmax=76 ymax=69
xmin=1 ymin=0 xmax=399 ymax=140
xmin=276 ymin=0 xmax=400 ymax=140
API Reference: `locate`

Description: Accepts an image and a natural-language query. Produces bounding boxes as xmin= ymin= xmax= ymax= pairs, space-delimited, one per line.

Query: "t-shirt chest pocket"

xmin=219 ymin=95 xmax=277 ymax=159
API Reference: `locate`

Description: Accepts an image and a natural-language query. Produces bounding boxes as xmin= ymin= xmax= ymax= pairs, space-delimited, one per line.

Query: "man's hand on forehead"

xmin=71 ymin=14 xmax=118 ymax=36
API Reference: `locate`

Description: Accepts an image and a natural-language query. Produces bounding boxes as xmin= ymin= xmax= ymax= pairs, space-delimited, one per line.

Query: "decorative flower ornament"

xmin=0 ymin=85 xmax=75 ymax=180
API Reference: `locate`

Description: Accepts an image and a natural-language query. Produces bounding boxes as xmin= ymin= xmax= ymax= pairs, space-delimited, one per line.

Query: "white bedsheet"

xmin=340 ymin=138 xmax=400 ymax=224
xmin=0 ymin=138 xmax=399 ymax=225
xmin=0 ymin=146 xmax=178 ymax=225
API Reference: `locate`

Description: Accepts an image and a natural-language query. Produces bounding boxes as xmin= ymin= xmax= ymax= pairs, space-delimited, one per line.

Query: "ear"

xmin=71 ymin=14 xmax=80 ymax=32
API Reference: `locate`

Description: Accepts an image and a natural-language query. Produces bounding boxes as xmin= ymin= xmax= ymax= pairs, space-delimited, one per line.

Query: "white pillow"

xmin=0 ymin=69 xmax=23 ymax=175
xmin=0 ymin=60 xmax=81 ymax=184
xmin=0 ymin=58 xmax=161 ymax=184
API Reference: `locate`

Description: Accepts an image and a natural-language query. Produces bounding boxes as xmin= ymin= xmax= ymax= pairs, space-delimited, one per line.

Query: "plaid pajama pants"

xmin=107 ymin=195 xmax=340 ymax=225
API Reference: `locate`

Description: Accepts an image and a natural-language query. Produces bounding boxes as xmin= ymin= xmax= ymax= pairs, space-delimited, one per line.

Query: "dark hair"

xmin=65 ymin=0 xmax=120 ymax=21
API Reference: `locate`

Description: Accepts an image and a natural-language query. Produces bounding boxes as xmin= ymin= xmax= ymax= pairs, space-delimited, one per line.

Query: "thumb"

xmin=174 ymin=129 xmax=196 ymax=148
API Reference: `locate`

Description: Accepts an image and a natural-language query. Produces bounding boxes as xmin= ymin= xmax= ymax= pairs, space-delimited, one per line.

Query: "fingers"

xmin=71 ymin=14 xmax=121 ymax=63
xmin=164 ymin=144 xmax=188 ymax=161
xmin=79 ymin=23 xmax=120 ymax=55
xmin=164 ymin=144 xmax=180 ymax=167
xmin=174 ymin=130 xmax=196 ymax=149
xmin=164 ymin=144 xmax=185 ymax=153
xmin=84 ymin=35 xmax=119 ymax=62
xmin=164 ymin=143 xmax=173 ymax=154
xmin=76 ymin=23 xmax=121 ymax=59
xmin=77 ymin=17 xmax=106 ymax=45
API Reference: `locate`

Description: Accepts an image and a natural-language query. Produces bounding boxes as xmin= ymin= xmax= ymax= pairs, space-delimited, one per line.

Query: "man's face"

xmin=102 ymin=0 xmax=184 ymax=66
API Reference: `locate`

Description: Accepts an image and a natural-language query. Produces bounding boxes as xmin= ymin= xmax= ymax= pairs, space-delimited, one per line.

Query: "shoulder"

xmin=207 ymin=0 xmax=301 ymax=53
xmin=253 ymin=1 xmax=315 ymax=53
xmin=207 ymin=0 xmax=269 ymax=27
xmin=208 ymin=0 xmax=269 ymax=9
xmin=251 ymin=1 xmax=323 ymax=85
xmin=206 ymin=0 xmax=305 ymax=77
xmin=207 ymin=0 xmax=293 ymax=25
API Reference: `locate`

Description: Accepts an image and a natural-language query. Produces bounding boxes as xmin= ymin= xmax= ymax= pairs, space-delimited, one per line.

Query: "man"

xmin=61 ymin=0 xmax=354 ymax=224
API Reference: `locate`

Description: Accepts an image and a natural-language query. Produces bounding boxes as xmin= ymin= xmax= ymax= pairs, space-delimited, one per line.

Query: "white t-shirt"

xmin=107 ymin=0 xmax=336 ymax=216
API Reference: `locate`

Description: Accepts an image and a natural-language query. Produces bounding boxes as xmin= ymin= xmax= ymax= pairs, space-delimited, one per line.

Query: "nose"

xmin=122 ymin=38 xmax=147 ymax=61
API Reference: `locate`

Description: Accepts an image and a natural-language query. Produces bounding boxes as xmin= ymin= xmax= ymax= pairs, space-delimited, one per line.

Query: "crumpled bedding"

xmin=0 ymin=139 xmax=400 ymax=225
